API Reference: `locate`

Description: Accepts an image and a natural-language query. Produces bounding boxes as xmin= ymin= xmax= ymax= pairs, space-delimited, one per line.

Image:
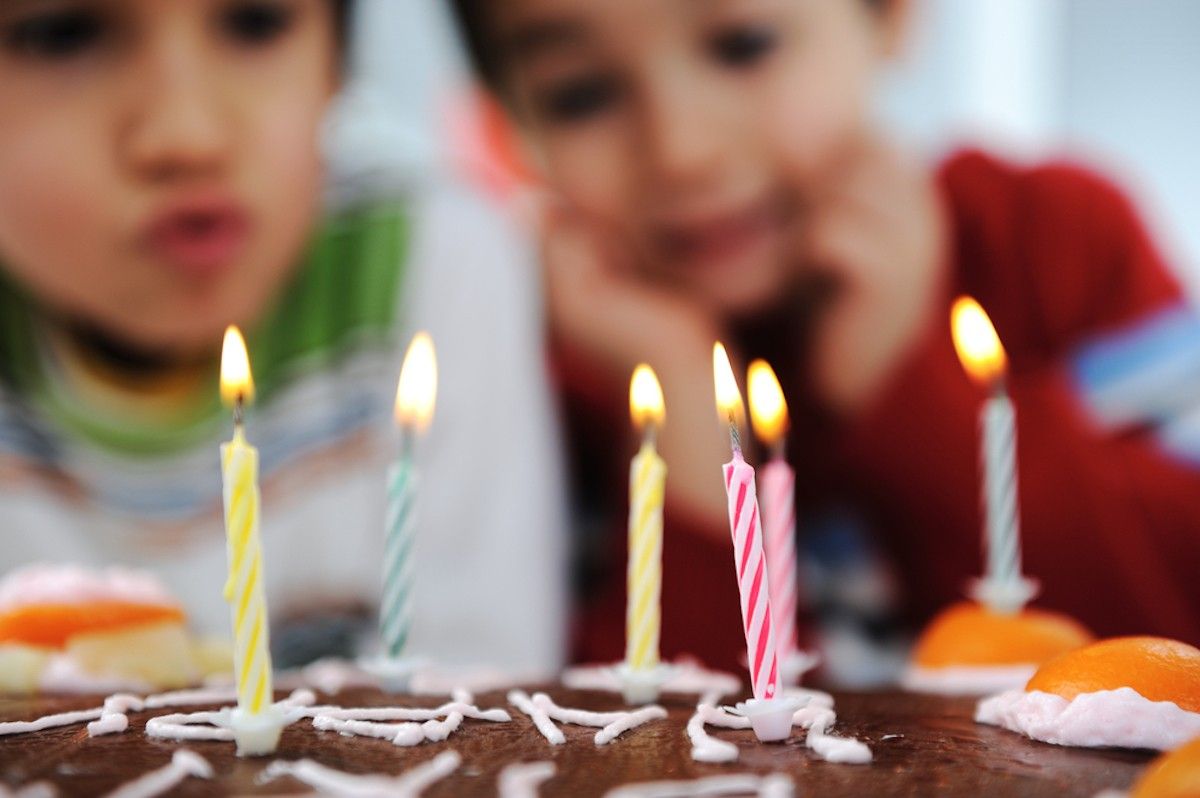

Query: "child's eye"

xmin=2 ymin=7 xmax=106 ymax=60
xmin=537 ymin=75 xmax=621 ymax=124
xmin=708 ymin=24 xmax=777 ymax=68
xmin=219 ymin=0 xmax=296 ymax=46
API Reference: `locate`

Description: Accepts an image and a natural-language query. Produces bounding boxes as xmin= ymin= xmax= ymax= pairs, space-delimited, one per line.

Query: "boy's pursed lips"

xmin=139 ymin=191 xmax=250 ymax=282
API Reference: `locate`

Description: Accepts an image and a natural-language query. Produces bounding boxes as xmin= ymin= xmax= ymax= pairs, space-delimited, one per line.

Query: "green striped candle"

xmin=381 ymin=332 xmax=436 ymax=660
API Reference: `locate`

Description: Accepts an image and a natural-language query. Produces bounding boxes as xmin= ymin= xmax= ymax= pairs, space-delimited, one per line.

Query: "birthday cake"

xmin=0 ymin=566 xmax=1167 ymax=798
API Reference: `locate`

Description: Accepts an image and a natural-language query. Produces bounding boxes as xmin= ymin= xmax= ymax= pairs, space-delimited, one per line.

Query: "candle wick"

xmin=770 ymin=440 xmax=786 ymax=461
xmin=642 ymin=423 xmax=658 ymax=450
xmin=233 ymin=395 xmax=245 ymax=432
xmin=398 ymin=425 xmax=414 ymax=461
xmin=728 ymin=414 xmax=742 ymax=455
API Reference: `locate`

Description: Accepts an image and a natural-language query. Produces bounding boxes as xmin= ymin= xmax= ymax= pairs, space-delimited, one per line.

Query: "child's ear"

xmin=875 ymin=0 xmax=915 ymax=60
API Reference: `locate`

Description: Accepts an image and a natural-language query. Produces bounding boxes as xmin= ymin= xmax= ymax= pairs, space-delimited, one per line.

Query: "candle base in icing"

xmin=357 ymin=655 xmax=430 ymax=694
xmin=968 ymin=577 xmax=1040 ymax=615
xmin=734 ymin=696 xmax=804 ymax=742
xmin=229 ymin=705 xmax=289 ymax=757
xmin=615 ymin=662 xmax=677 ymax=705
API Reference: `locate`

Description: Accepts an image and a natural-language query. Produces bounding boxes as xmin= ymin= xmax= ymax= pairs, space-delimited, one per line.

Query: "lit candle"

xmin=713 ymin=343 xmax=779 ymax=701
xmin=218 ymin=326 xmax=275 ymax=737
xmin=381 ymin=332 xmax=437 ymax=660
xmin=747 ymin=360 xmax=799 ymax=663
xmin=950 ymin=297 xmax=1036 ymax=613
xmin=626 ymin=364 xmax=667 ymax=674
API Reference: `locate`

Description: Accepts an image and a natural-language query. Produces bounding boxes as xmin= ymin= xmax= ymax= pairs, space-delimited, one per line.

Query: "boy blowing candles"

xmin=0 ymin=0 xmax=565 ymax=672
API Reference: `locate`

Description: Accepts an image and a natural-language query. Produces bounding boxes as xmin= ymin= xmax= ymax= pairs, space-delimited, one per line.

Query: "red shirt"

xmin=560 ymin=149 xmax=1200 ymax=673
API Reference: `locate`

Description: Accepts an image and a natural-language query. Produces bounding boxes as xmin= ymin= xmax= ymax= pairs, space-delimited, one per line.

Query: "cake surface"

xmin=0 ymin=686 xmax=1153 ymax=796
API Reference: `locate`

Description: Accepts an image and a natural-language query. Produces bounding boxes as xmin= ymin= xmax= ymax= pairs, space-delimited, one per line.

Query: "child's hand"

xmin=800 ymin=136 xmax=947 ymax=416
xmin=540 ymin=201 xmax=734 ymax=528
xmin=540 ymin=203 xmax=720 ymax=382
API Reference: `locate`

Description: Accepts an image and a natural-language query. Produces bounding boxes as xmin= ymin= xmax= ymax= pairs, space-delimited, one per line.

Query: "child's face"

xmin=493 ymin=0 xmax=900 ymax=315
xmin=0 ymin=0 xmax=338 ymax=356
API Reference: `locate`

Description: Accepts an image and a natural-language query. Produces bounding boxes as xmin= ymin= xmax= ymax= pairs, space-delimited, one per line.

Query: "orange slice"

xmin=912 ymin=601 xmax=1093 ymax=668
xmin=1133 ymin=736 xmax=1200 ymax=798
xmin=1027 ymin=637 xmax=1200 ymax=713
xmin=0 ymin=601 xmax=185 ymax=649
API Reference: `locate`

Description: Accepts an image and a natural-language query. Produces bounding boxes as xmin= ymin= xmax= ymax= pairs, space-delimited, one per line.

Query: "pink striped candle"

xmin=714 ymin=343 xmax=779 ymax=702
xmin=747 ymin=360 xmax=799 ymax=659
xmin=759 ymin=459 xmax=798 ymax=657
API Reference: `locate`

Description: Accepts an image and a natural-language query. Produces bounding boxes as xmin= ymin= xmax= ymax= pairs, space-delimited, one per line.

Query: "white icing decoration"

xmin=976 ymin=687 xmax=1200 ymax=751
xmin=603 ymin=773 xmax=794 ymax=798
xmin=0 ymin=564 xmax=176 ymax=614
xmin=260 ymin=750 xmax=461 ymax=797
xmin=101 ymin=750 xmax=212 ymax=798
xmin=142 ymin=688 xmax=314 ymax=744
xmin=594 ymin=706 xmax=668 ymax=746
xmin=508 ymin=690 xmax=565 ymax=745
xmin=0 ymin=707 xmax=104 ymax=737
xmin=142 ymin=687 xmax=237 ymax=709
xmin=685 ymin=692 xmax=871 ymax=764
xmin=497 ymin=761 xmax=556 ymax=798
xmin=312 ymin=712 xmax=466 ymax=747
xmin=563 ymin=661 xmax=741 ymax=699
xmin=301 ymin=700 xmax=510 ymax=723
xmin=524 ymin=692 xmax=665 ymax=745
xmin=901 ymin=663 xmax=1038 ymax=696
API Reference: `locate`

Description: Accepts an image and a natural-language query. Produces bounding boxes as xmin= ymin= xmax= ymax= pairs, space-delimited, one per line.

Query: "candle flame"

xmin=951 ymin=296 xmax=1007 ymax=386
xmin=219 ymin=325 xmax=254 ymax=406
xmin=629 ymin=364 xmax=665 ymax=429
xmin=712 ymin=342 xmax=745 ymax=426
xmin=394 ymin=331 xmax=437 ymax=431
xmin=747 ymin=359 xmax=789 ymax=445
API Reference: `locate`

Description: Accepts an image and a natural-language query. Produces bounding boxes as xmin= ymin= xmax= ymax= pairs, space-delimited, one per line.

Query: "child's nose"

xmin=640 ymin=79 xmax=730 ymax=191
xmin=122 ymin=67 xmax=231 ymax=183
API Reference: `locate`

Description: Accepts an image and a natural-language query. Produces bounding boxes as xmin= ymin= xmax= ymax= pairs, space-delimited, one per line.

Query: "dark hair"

xmin=449 ymin=0 xmax=502 ymax=90
xmin=333 ymin=0 xmax=354 ymax=52
xmin=449 ymin=0 xmax=889 ymax=92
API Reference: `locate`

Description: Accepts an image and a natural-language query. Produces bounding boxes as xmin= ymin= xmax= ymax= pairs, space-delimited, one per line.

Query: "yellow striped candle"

xmin=626 ymin=365 xmax=667 ymax=672
xmin=219 ymin=326 xmax=274 ymax=718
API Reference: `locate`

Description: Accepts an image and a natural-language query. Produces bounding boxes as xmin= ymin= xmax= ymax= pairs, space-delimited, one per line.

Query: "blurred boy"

xmin=451 ymin=0 xmax=1200 ymax=672
xmin=0 ymin=0 xmax=565 ymax=671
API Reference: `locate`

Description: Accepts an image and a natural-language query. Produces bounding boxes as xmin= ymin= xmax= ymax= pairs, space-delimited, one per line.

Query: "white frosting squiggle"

xmin=603 ymin=773 xmax=794 ymax=798
xmin=562 ymin=661 xmax=741 ymax=699
xmin=497 ymin=761 xmax=556 ymax=798
xmin=508 ymin=690 xmax=565 ymax=745
xmin=143 ymin=689 xmax=315 ymax=743
xmin=976 ymin=687 xmax=1200 ymax=750
xmin=0 ymin=706 xmax=103 ymax=737
xmin=312 ymin=712 xmax=465 ymax=747
xmin=901 ymin=663 xmax=1037 ymax=696
xmin=301 ymin=700 xmax=510 ymax=723
xmin=525 ymin=692 xmax=665 ymax=745
xmin=684 ymin=692 xmax=871 ymax=765
xmin=261 ymin=750 xmax=461 ymax=797
xmin=102 ymin=750 xmax=212 ymax=798
xmin=594 ymin=706 xmax=668 ymax=746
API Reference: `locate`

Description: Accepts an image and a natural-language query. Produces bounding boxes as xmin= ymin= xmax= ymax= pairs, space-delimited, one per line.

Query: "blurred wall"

xmin=882 ymin=0 xmax=1200 ymax=286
